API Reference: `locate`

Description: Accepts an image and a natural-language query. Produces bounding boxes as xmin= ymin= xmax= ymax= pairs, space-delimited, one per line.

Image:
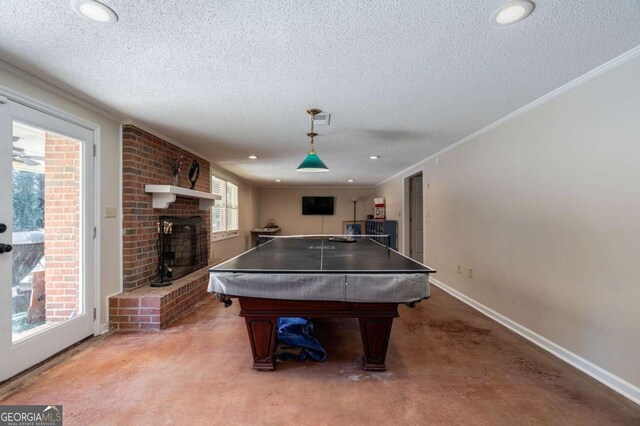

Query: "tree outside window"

xmin=12 ymin=169 xmax=44 ymax=232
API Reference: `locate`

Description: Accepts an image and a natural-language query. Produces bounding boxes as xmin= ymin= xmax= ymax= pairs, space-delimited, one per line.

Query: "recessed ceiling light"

xmin=275 ymin=179 xmax=282 ymax=182
xmin=248 ymin=155 xmax=258 ymax=160
xmin=70 ymin=0 xmax=118 ymax=24
xmin=369 ymin=155 xmax=380 ymax=160
xmin=348 ymin=179 xmax=355 ymax=183
xmin=491 ymin=1 xmax=534 ymax=26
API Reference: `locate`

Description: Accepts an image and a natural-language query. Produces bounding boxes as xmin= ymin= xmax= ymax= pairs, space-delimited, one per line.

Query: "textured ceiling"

xmin=1 ymin=0 xmax=639 ymax=185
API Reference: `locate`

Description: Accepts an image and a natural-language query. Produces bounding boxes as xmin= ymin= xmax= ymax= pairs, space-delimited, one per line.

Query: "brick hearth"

xmin=109 ymin=261 xmax=223 ymax=330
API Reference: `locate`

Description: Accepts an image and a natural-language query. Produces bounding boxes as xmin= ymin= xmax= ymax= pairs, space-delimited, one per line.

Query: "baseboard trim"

xmin=429 ymin=277 xmax=640 ymax=406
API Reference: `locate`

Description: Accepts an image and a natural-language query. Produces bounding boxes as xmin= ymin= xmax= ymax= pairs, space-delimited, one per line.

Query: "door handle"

xmin=0 ymin=243 xmax=12 ymax=253
xmin=0 ymin=223 xmax=6 ymax=233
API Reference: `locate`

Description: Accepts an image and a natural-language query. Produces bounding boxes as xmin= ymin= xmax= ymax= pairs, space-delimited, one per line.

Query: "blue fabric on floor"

xmin=276 ymin=317 xmax=327 ymax=362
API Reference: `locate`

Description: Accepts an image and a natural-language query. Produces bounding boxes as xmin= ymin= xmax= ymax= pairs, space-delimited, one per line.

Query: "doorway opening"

xmin=407 ymin=172 xmax=423 ymax=262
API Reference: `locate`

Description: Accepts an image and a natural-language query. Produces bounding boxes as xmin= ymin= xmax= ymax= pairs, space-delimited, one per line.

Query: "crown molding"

xmin=259 ymin=184 xmax=375 ymax=190
xmin=376 ymin=44 xmax=640 ymax=187
xmin=121 ymin=120 xmax=253 ymax=185
xmin=122 ymin=119 xmax=211 ymax=160
xmin=0 ymin=59 xmax=123 ymax=123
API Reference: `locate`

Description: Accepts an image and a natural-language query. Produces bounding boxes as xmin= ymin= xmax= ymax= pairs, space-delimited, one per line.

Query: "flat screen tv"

xmin=302 ymin=196 xmax=335 ymax=215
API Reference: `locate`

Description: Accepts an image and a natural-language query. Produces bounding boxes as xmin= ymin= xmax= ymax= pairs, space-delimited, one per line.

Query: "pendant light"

xmin=296 ymin=109 xmax=329 ymax=173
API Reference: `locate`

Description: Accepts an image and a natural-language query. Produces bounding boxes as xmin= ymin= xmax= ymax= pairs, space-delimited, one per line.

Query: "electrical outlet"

xmin=468 ymin=268 xmax=473 ymax=279
xmin=457 ymin=264 xmax=461 ymax=274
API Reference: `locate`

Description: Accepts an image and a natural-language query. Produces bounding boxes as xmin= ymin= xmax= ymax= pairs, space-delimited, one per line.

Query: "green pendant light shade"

xmin=296 ymin=108 xmax=329 ymax=173
xmin=297 ymin=148 xmax=329 ymax=172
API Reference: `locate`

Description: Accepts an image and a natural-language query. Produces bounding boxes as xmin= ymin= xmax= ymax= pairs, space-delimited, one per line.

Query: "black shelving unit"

xmin=365 ymin=220 xmax=398 ymax=250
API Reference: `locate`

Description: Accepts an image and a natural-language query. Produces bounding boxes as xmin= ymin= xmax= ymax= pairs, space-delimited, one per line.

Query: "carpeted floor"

xmin=1 ymin=286 xmax=638 ymax=425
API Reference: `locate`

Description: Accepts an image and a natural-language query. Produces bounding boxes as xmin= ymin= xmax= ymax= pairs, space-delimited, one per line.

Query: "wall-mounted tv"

xmin=302 ymin=196 xmax=335 ymax=215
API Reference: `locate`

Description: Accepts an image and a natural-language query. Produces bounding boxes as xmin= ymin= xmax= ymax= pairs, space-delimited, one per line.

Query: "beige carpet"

xmin=1 ymin=287 xmax=638 ymax=425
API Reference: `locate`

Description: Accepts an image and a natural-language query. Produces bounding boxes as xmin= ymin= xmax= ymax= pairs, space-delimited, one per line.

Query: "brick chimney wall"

xmin=122 ymin=125 xmax=211 ymax=290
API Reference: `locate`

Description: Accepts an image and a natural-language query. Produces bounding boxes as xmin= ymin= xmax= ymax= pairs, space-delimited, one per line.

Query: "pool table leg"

xmin=359 ymin=316 xmax=394 ymax=371
xmin=244 ymin=316 xmax=277 ymax=370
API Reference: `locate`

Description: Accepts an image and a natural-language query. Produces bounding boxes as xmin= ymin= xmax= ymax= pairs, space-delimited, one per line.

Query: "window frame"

xmin=211 ymin=175 xmax=239 ymax=239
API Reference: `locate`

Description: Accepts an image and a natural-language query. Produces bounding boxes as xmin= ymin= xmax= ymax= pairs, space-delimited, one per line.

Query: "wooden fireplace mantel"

xmin=145 ymin=185 xmax=221 ymax=210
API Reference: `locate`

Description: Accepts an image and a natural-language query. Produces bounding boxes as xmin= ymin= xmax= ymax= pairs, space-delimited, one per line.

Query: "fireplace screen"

xmin=156 ymin=216 xmax=208 ymax=285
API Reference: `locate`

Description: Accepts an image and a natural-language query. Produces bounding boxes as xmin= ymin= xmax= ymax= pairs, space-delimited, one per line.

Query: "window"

xmin=211 ymin=175 xmax=238 ymax=236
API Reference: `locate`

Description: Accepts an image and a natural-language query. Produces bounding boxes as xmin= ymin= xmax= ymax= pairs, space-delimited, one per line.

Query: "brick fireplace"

xmin=156 ymin=215 xmax=208 ymax=285
xmin=120 ymin=125 xmax=210 ymax=290
xmin=110 ymin=125 xmax=220 ymax=330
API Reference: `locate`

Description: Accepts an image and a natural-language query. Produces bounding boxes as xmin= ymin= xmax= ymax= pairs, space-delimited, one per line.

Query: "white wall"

xmin=258 ymin=187 xmax=374 ymax=235
xmin=375 ymin=53 xmax=640 ymax=393
xmin=0 ymin=65 xmax=121 ymax=329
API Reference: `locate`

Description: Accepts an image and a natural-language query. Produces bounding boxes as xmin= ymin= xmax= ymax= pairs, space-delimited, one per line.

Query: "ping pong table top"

xmin=209 ymin=237 xmax=436 ymax=370
xmin=211 ymin=237 xmax=436 ymax=274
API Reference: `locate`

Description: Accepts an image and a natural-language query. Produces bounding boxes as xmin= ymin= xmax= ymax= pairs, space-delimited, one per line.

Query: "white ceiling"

xmin=1 ymin=1 xmax=639 ymax=186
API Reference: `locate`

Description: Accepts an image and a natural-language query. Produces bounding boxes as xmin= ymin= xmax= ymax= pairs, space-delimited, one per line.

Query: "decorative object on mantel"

xmin=188 ymin=160 xmax=200 ymax=189
xmin=171 ymin=154 xmax=185 ymax=186
xmin=296 ymin=108 xmax=329 ymax=173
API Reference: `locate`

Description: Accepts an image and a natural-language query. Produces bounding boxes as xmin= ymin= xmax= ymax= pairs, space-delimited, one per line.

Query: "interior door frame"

xmin=408 ymin=172 xmax=424 ymax=262
xmin=402 ymin=170 xmax=424 ymax=260
xmin=0 ymin=86 xmax=101 ymax=379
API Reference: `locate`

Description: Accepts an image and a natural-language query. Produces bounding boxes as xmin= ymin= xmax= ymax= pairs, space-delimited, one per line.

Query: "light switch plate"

xmin=105 ymin=207 xmax=117 ymax=218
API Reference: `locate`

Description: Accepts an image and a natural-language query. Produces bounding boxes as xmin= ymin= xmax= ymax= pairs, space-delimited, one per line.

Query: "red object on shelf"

xmin=373 ymin=198 xmax=385 ymax=219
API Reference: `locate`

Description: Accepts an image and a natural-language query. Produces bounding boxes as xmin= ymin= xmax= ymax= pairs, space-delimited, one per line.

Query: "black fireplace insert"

xmin=154 ymin=216 xmax=207 ymax=286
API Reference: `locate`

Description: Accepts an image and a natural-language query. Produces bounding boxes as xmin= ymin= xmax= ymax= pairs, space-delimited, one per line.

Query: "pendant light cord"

xmin=308 ymin=110 xmax=317 ymax=150
xmin=310 ymin=110 xmax=315 ymax=134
